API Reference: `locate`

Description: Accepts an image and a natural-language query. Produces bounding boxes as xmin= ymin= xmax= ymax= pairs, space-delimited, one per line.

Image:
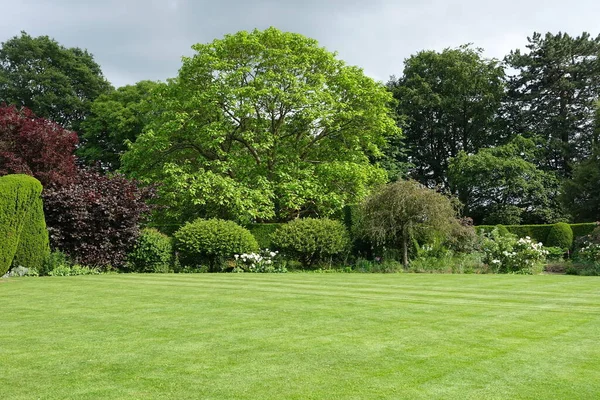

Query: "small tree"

xmin=360 ymin=180 xmax=458 ymax=267
xmin=42 ymin=169 xmax=155 ymax=268
xmin=0 ymin=105 xmax=78 ymax=187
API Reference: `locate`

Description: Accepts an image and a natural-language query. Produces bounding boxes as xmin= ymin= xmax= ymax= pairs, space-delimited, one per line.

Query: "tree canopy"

xmin=78 ymin=80 xmax=163 ymax=170
xmin=0 ymin=31 xmax=113 ymax=131
xmin=504 ymin=32 xmax=600 ymax=176
xmin=448 ymin=136 xmax=563 ymax=225
xmin=121 ymin=27 xmax=400 ymax=225
xmin=387 ymin=46 xmax=505 ymax=188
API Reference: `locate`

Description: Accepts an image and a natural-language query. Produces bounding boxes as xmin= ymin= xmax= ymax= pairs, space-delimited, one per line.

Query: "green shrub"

xmin=40 ymin=251 xmax=72 ymax=276
xmin=271 ymin=218 xmax=350 ymax=268
xmin=545 ymin=222 xmax=574 ymax=250
xmin=174 ymin=219 xmax=258 ymax=271
xmin=246 ymin=223 xmax=284 ymax=249
xmin=48 ymin=265 xmax=101 ymax=276
xmin=0 ymin=174 xmax=50 ymax=276
xmin=495 ymin=224 xmax=510 ymax=236
xmin=570 ymin=223 xmax=597 ymax=239
xmin=127 ymin=228 xmax=173 ymax=273
xmin=476 ymin=223 xmax=595 ymax=245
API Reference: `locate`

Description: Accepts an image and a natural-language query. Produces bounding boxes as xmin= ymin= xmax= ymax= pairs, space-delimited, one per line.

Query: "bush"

xmin=495 ymin=224 xmax=510 ymax=237
xmin=43 ymin=169 xmax=155 ymax=268
xmin=233 ymin=250 xmax=287 ymax=273
xmin=545 ymin=222 xmax=574 ymax=250
xmin=271 ymin=218 xmax=350 ymax=268
xmin=127 ymin=228 xmax=173 ymax=273
xmin=174 ymin=219 xmax=258 ymax=271
xmin=40 ymin=250 xmax=72 ymax=276
xmin=0 ymin=174 xmax=50 ymax=276
xmin=480 ymin=228 xmax=548 ymax=274
xmin=48 ymin=264 xmax=101 ymax=276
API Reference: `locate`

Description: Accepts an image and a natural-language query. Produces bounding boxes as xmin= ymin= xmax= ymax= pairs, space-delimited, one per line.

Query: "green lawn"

xmin=1 ymin=274 xmax=599 ymax=399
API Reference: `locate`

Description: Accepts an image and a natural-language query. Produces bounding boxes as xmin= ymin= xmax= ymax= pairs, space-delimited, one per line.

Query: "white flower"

xmin=270 ymin=252 xmax=276 ymax=257
xmin=234 ymin=254 xmax=239 ymax=260
xmin=492 ymin=259 xmax=501 ymax=264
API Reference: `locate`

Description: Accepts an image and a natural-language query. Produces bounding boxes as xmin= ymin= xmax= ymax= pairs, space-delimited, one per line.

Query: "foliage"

xmin=476 ymin=223 xmax=596 ymax=245
xmin=48 ymin=264 xmax=102 ymax=276
xmin=353 ymin=258 xmax=404 ymax=273
xmin=0 ymin=31 xmax=113 ymax=131
xmin=40 ymin=250 xmax=72 ymax=276
xmin=504 ymin=32 xmax=600 ymax=176
xmin=0 ymin=105 xmax=78 ymax=187
xmin=79 ymin=80 xmax=163 ymax=170
xmin=480 ymin=229 xmax=548 ymax=274
xmin=545 ymin=222 xmax=574 ymax=250
xmin=42 ymin=169 xmax=155 ymax=268
xmin=561 ymin=149 xmax=600 ymax=222
xmin=174 ymin=218 xmax=258 ymax=271
xmin=121 ymin=27 xmax=397 ymax=225
xmin=359 ymin=180 xmax=459 ymax=267
xmin=127 ymin=228 xmax=173 ymax=273
xmin=0 ymin=174 xmax=49 ymax=276
xmin=246 ymin=223 xmax=284 ymax=249
xmin=387 ymin=45 xmax=505 ymax=187
xmin=233 ymin=250 xmax=287 ymax=273
xmin=271 ymin=218 xmax=350 ymax=268
xmin=408 ymin=252 xmax=486 ymax=274
xmin=449 ymin=135 xmax=564 ymax=224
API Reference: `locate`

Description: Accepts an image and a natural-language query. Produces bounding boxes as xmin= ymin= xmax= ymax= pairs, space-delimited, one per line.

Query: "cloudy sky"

xmin=1 ymin=0 xmax=599 ymax=87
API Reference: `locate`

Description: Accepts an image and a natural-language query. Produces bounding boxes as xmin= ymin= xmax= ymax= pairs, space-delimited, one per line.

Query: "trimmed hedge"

xmin=545 ymin=223 xmax=573 ymax=250
xmin=271 ymin=218 xmax=350 ymax=267
xmin=127 ymin=228 xmax=173 ymax=273
xmin=0 ymin=174 xmax=50 ymax=275
xmin=246 ymin=223 xmax=284 ymax=249
xmin=476 ymin=223 xmax=596 ymax=246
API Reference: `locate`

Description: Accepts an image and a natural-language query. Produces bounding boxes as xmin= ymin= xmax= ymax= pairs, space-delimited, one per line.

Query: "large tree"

xmin=505 ymin=32 xmax=600 ymax=176
xmin=387 ymin=46 xmax=505 ymax=188
xmin=448 ymin=136 xmax=563 ymax=225
xmin=0 ymin=31 xmax=113 ymax=131
xmin=121 ymin=28 xmax=400 ymax=225
xmin=78 ymin=80 xmax=163 ymax=170
xmin=560 ymin=103 xmax=600 ymax=221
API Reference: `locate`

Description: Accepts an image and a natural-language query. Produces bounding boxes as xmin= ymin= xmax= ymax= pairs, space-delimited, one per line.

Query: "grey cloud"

xmin=1 ymin=0 xmax=598 ymax=87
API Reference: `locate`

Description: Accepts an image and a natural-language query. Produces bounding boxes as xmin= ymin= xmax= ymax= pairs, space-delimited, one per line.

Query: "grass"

xmin=1 ymin=274 xmax=599 ymax=399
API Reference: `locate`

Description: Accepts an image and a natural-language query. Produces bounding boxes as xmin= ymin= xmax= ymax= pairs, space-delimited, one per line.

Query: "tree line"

xmin=1 ymin=29 xmax=599 ymax=230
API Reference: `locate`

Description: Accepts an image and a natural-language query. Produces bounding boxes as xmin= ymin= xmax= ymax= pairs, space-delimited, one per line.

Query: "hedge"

xmin=476 ymin=223 xmax=596 ymax=246
xmin=246 ymin=223 xmax=285 ymax=249
xmin=0 ymin=174 xmax=50 ymax=275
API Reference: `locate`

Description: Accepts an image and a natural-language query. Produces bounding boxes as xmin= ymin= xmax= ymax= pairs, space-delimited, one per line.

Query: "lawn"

xmin=1 ymin=274 xmax=599 ymax=399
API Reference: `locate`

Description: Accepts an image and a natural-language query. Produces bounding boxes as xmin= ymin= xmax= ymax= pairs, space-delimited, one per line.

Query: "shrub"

xmin=174 ymin=219 xmax=258 ymax=271
xmin=127 ymin=228 xmax=173 ymax=273
xmin=480 ymin=228 xmax=548 ymax=274
xmin=545 ymin=222 xmax=574 ymax=250
xmin=495 ymin=224 xmax=510 ymax=237
xmin=48 ymin=264 xmax=101 ymax=276
xmin=40 ymin=250 xmax=72 ymax=276
xmin=271 ymin=218 xmax=350 ymax=268
xmin=0 ymin=174 xmax=50 ymax=276
xmin=43 ymin=169 xmax=155 ymax=268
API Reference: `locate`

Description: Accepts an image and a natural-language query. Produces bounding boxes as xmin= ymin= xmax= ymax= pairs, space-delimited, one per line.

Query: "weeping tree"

xmin=359 ymin=180 xmax=459 ymax=267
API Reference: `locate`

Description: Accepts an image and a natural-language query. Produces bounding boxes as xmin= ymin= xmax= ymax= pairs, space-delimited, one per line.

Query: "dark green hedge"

xmin=0 ymin=174 xmax=50 ymax=275
xmin=476 ymin=223 xmax=596 ymax=246
xmin=246 ymin=223 xmax=284 ymax=249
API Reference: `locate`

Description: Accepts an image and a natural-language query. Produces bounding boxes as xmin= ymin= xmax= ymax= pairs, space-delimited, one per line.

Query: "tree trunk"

xmin=402 ymin=233 xmax=408 ymax=268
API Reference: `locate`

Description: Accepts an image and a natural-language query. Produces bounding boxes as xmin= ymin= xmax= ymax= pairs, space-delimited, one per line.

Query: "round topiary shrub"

xmin=271 ymin=218 xmax=350 ymax=268
xmin=174 ymin=219 xmax=258 ymax=271
xmin=127 ymin=228 xmax=173 ymax=273
xmin=546 ymin=222 xmax=574 ymax=250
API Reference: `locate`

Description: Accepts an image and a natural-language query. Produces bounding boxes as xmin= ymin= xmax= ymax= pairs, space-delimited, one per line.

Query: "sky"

xmin=1 ymin=0 xmax=599 ymax=88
